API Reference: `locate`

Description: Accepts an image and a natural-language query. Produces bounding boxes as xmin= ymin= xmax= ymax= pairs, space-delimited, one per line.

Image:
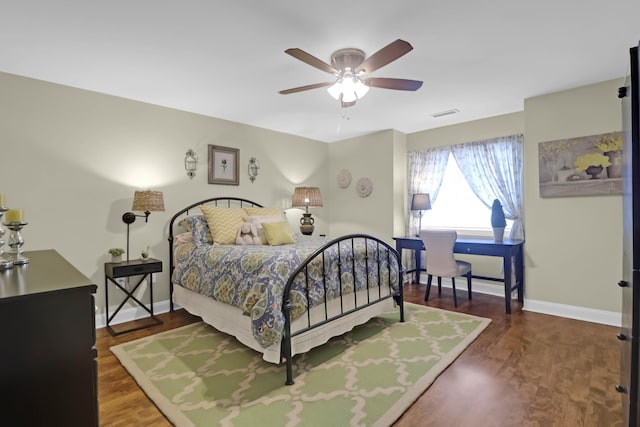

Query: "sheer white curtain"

xmin=407 ymin=147 xmax=450 ymax=237
xmin=406 ymin=147 xmax=450 ymax=277
xmin=450 ymin=134 xmax=524 ymax=240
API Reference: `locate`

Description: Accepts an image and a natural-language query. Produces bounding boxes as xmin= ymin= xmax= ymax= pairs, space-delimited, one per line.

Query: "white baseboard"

xmin=414 ymin=275 xmax=621 ymax=327
xmin=95 ymin=300 xmax=173 ymax=329
xmin=97 ymin=283 xmax=622 ymax=330
xmin=523 ymin=299 xmax=621 ymax=327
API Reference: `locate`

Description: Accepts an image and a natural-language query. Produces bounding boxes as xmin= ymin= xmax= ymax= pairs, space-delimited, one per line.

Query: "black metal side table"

xmin=104 ymin=258 xmax=163 ymax=335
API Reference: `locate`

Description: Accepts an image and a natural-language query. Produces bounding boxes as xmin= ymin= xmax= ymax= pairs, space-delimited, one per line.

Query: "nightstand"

xmin=104 ymin=258 xmax=163 ymax=335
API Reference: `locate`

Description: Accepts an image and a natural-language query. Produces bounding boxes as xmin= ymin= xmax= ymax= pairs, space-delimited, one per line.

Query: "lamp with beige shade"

xmin=122 ymin=190 xmax=165 ymax=261
xmin=292 ymin=187 xmax=322 ymax=235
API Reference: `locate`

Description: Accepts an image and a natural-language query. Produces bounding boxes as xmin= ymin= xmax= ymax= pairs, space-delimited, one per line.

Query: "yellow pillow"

xmin=200 ymin=206 xmax=247 ymax=245
xmin=262 ymin=221 xmax=296 ymax=246
xmin=244 ymin=215 xmax=286 ymax=245
xmin=244 ymin=207 xmax=286 ymax=220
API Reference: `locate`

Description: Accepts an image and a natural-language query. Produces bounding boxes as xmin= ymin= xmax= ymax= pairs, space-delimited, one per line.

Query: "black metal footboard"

xmin=281 ymin=233 xmax=404 ymax=385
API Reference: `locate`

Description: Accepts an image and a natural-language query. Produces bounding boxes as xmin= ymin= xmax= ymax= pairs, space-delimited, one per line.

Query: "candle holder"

xmin=0 ymin=208 xmax=13 ymax=270
xmin=5 ymin=221 xmax=29 ymax=265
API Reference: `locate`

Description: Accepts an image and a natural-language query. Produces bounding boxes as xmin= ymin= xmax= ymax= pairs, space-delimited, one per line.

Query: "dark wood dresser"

xmin=0 ymin=249 xmax=98 ymax=426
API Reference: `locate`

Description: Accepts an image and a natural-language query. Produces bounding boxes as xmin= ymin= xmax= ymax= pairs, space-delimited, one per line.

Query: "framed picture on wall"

xmin=538 ymin=131 xmax=622 ymax=197
xmin=208 ymin=145 xmax=239 ymax=185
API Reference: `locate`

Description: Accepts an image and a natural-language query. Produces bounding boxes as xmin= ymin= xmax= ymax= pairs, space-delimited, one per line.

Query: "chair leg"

xmin=425 ymin=274 xmax=433 ymax=301
xmin=451 ymin=277 xmax=458 ymax=307
xmin=467 ymin=272 xmax=472 ymax=300
xmin=437 ymin=276 xmax=442 ymax=296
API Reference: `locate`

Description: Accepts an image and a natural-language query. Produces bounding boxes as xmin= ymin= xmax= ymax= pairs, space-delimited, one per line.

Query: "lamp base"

xmin=299 ymin=213 xmax=315 ymax=236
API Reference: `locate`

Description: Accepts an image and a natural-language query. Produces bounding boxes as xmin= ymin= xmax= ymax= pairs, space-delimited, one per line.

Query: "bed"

xmin=168 ymin=197 xmax=404 ymax=384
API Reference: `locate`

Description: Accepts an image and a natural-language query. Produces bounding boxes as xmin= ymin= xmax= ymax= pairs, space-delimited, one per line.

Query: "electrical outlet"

xmin=115 ymin=277 xmax=126 ymax=287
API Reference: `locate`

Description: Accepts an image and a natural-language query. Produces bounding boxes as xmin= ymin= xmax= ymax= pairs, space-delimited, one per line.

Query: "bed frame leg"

xmin=283 ymin=301 xmax=294 ymax=385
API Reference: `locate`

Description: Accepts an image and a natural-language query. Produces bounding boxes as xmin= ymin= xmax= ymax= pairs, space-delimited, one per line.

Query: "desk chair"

xmin=419 ymin=230 xmax=472 ymax=307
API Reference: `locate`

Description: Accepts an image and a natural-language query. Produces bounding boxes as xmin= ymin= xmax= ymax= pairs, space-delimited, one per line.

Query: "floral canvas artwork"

xmin=538 ymin=131 xmax=622 ymax=198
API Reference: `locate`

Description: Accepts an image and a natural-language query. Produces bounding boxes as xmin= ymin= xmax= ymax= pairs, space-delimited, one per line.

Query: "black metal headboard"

xmin=167 ymin=197 xmax=263 ymax=311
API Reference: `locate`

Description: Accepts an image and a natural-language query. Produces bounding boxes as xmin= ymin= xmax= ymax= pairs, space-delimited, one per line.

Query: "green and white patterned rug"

xmin=111 ymin=303 xmax=490 ymax=427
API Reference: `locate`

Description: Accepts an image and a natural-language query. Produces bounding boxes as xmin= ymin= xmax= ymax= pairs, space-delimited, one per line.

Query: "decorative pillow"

xmin=174 ymin=232 xmax=193 ymax=245
xmin=200 ymin=206 xmax=247 ymax=245
xmin=261 ymin=221 xmax=296 ymax=246
xmin=180 ymin=215 xmax=212 ymax=245
xmin=178 ymin=216 xmax=198 ymax=231
xmin=244 ymin=215 xmax=288 ymax=244
xmin=244 ymin=207 xmax=287 ymax=220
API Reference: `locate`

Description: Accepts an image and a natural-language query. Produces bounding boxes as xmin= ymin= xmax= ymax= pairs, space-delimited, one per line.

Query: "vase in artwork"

xmin=605 ymin=150 xmax=622 ymax=178
xmin=585 ymin=165 xmax=604 ymax=179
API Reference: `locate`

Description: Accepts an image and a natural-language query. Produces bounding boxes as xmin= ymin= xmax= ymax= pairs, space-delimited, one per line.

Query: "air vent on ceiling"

xmin=431 ymin=109 xmax=460 ymax=118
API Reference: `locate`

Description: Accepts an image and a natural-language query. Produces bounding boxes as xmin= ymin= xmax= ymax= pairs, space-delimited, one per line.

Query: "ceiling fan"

xmin=279 ymin=39 xmax=423 ymax=108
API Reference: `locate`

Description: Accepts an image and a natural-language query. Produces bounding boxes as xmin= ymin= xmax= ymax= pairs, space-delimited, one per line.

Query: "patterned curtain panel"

xmin=405 ymin=147 xmax=450 ymax=275
xmin=451 ymin=134 xmax=524 ymax=240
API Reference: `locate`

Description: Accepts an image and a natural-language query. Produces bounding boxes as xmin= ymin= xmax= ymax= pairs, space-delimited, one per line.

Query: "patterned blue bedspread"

xmin=172 ymin=235 xmax=399 ymax=348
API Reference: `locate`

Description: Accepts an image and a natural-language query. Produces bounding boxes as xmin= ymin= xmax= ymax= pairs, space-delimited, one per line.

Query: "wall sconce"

xmin=185 ymin=149 xmax=198 ymax=179
xmin=122 ymin=190 xmax=165 ymax=261
xmin=248 ymin=157 xmax=260 ymax=183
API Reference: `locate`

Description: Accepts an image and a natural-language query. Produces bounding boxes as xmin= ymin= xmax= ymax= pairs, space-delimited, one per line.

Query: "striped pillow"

xmin=244 ymin=207 xmax=286 ymax=220
xmin=200 ymin=206 xmax=247 ymax=245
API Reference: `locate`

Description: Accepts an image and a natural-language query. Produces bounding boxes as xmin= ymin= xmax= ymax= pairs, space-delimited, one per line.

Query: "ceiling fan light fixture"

xmin=327 ymin=75 xmax=369 ymax=103
xmin=327 ymin=80 xmax=343 ymax=100
xmin=281 ymin=39 xmax=421 ymax=105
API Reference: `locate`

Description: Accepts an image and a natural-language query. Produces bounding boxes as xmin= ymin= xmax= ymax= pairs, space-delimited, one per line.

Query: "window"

xmin=421 ymin=153 xmax=513 ymax=236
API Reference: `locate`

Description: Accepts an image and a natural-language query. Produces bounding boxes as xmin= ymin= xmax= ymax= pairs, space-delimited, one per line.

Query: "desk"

xmin=393 ymin=236 xmax=524 ymax=314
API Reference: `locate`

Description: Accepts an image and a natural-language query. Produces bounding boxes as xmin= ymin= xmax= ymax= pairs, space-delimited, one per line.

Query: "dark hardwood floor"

xmin=97 ymin=284 xmax=624 ymax=426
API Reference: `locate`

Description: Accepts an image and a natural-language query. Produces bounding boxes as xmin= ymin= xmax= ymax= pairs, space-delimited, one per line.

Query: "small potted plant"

xmin=141 ymin=246 xmax=150 ymax=261
xmin=108 ymin=248 xmax=125 ymax=263
xmin=491 ymin=199 xmax=507 ymax=242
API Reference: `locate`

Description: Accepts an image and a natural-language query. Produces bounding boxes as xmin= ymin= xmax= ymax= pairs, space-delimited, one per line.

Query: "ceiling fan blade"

xmin=354 ymin=39 xmax=414 ymax=74
xmin=365 ymin=77 xmax=423 ymax=91
xmin=279 ymin=81 xmax=333 ymax=95
xmin=285 ymin=48 xmax=338 ymax=75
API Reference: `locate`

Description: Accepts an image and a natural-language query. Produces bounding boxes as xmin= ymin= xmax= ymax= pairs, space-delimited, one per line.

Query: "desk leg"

xmin=414 ymin=249 xmax=421 ymax=284
xmin=503 ymin=255 xmax=512 ymax=314
xmin=516 ymin=246 xmax=524 ymax=303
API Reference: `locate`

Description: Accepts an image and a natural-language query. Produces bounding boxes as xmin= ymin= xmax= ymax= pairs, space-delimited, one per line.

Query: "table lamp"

xmin=122 ymin=190 xmax=165 ymax=261
xmin=292 ymin=187 xmax=323 ymax=235
xmin=411 ymin=193 xmax=431 ymax=237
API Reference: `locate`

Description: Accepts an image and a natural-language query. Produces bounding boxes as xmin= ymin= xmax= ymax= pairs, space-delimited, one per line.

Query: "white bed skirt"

xmin=173 ymin=285 xmax=397 ymax=364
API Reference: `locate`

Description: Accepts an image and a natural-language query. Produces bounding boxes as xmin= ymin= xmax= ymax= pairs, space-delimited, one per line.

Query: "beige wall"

xmin=0 ymin=70 xmax=626 ymax=324
xmin=0 ymin=72 xmax=328 ymax=316
xmin=524 ymin=78 xmax=623 ymax=314
xmin=327 ymin=129 xmax=400 ymax=244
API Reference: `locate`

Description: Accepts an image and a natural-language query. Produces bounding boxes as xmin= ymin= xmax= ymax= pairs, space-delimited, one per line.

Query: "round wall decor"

xmin=337 ymin=169 xmax=352 ymax=188
xmin=356 ymin=177 xmax=373 ymax=197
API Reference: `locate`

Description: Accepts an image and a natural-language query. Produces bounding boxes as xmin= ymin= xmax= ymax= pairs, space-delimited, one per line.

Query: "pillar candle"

xmin=0 ymin=193 xmax=4 ymax=207
xmin=5 ymin=209 xmax=24 ymax=223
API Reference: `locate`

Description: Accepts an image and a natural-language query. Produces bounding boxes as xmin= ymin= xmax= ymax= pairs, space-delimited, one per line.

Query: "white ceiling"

xmin=2 ymin=1 xmax=639 ymax=143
